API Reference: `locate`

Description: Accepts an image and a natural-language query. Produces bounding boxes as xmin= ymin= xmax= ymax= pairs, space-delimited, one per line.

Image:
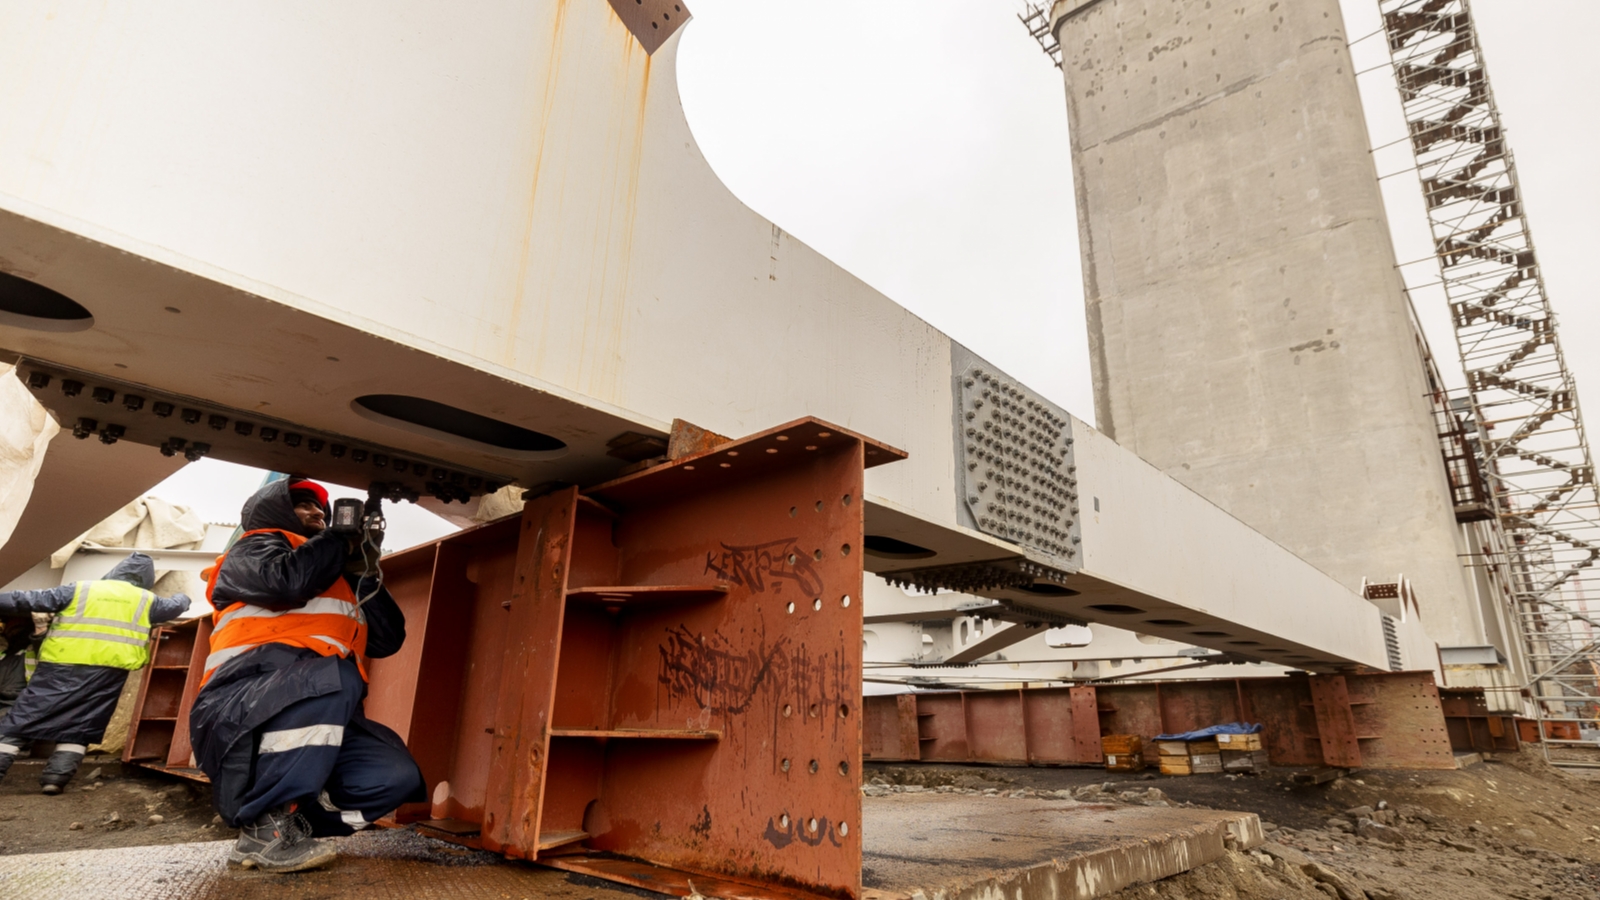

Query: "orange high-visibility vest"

xmin=201 ymin=529 xmax=367 ymax=686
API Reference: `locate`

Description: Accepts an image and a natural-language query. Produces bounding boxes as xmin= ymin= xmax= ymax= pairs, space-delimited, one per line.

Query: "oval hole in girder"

xmin=0 ymin=271 xmax=94 ymax=332
xmin=1017 ymin=583 xmax=1078 ymax=597
xmin=352 ymin=394 xmax=566 ymax=460
xmin=863 ymin=535 xmax=936 ymax=560
xmin=1191 ymin=630 xmax=1230 ymax=637
xmin=1145 ymin=619 xmax=1193 ymax=627
xmin=1087 ymin=604 xmax=1144 ymax=615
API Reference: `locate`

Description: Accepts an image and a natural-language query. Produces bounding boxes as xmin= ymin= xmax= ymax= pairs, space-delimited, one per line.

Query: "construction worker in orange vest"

xmin=188 ymin=479 xmax=423 ymax=873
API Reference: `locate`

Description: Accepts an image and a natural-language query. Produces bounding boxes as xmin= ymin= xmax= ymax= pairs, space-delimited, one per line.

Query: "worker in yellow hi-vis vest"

xmin=0 ymin=553 xmax=191 ymax=792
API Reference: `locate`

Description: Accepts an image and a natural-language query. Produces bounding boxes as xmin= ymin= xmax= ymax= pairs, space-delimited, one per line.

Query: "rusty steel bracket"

xmin=1307 ymin=675 xmax=1363 ymax=768
xmin=122 ymin=617 xmax=212 ymax=779
xmin=1439 ymin=687 xmax=1521 ymax=753
xmin=124 ymin=416 xmax=904 ymax=900
xmin=605 ymin=0 xmax=691 ymax=55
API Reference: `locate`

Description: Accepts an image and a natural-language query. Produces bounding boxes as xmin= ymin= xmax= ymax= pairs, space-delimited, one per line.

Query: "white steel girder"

xmin=0 ymin=1 xmax=1399 ymax=670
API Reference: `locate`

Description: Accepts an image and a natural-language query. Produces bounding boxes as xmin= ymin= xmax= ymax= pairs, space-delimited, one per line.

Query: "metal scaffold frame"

xmin=1379 ymin=0 xmax=1600 ymax=750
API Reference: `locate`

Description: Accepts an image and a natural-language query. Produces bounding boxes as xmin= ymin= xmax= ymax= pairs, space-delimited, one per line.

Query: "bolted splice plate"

xmin=955 ymin=364 xmax=1081 ymax=568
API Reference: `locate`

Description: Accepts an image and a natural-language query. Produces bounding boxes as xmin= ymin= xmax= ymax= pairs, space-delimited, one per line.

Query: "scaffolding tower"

xmin=1379 ymin=0 xmax=1600 ymax=749
xmin=1018 ymin=3 xmax=1062 ymax=68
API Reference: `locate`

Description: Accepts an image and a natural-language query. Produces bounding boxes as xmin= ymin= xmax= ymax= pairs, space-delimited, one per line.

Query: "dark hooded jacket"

xmin=0 ymin=553 xmax=191 ymax=744
xmin=189 ymin=480 xmax=407 ymax=820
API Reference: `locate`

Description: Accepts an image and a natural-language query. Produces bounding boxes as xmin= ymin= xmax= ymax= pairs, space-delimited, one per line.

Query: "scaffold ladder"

xmin=1379 ymin=0 xmax=1600 ymax=753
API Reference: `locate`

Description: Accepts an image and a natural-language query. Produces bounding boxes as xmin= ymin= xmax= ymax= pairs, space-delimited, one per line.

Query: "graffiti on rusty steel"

xmin=763 ymin=815 xmax=843 ymax=850
xmin=703 ymin=538 xmax=823 ymax=595
xmin=658 ymin=624 xmax=788 ymax=715
xmin=691 ymin=805 xmax=712 ymax=839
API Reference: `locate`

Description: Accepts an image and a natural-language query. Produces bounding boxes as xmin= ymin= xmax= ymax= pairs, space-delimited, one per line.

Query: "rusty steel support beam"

xmin=125 ymin=417 xmax=904 ymax=900
xmin=1307 ymin=675 xmax=1363 ymax=768
xmin=1440 ymin=688 xmax=1521 ymax=754
xmin=863 ymin=672 xmax=1457 ymax=770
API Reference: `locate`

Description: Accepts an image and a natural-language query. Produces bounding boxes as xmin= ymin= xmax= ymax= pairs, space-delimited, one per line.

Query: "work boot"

xmin=0 ymin=751 xmax=14 ymax=783
xmin=39 ymin=743 xmax=85 ymax=795
xmin=229 ymin=802 xmax=338 ymax=873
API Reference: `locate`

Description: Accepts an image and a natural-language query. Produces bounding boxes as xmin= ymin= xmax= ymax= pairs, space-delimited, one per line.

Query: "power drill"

xmin=329 ymin=483 xmax=388 ymax=546
xmin=329 ymin=484 xmax=389 ymax=604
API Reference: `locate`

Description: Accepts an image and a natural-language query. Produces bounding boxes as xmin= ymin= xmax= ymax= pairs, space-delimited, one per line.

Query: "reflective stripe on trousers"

xmin=259 ymin=724 xmax=345 ymax=754
xmin=319 ymin=790 xmax=371 ymax=830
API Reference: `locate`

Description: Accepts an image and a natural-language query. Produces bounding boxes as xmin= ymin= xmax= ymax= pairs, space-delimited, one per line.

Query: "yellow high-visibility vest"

xmin=36 ymin=580 xmax=156 ymax=670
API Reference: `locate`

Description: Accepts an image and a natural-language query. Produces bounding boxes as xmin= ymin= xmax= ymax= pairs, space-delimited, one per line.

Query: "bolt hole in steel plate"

xmin=0 ymin=270 xmax=94 ymax=331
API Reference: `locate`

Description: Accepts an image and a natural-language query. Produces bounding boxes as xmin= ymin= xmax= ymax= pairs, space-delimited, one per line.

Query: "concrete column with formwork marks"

xmin=1049 ymin=0 xmax=1479 ymax=645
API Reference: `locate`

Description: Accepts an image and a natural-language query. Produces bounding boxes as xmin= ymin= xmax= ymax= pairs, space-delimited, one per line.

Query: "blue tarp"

xmin=1153 ymin=722 xmax=1263 ymax=742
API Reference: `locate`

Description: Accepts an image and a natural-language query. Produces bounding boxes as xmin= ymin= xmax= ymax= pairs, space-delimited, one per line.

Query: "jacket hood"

xmin=102 ymin=552 xmax=156 ymax=589
xmin=239 ymin=479 xmax=318 ymax=537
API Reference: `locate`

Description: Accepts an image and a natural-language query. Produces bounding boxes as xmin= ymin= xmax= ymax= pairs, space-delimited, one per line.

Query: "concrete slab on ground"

xmin=0 ymin=796 xmax=1262 ymax=900
xmin=862 ymin=794 xmax=1263 ymax=900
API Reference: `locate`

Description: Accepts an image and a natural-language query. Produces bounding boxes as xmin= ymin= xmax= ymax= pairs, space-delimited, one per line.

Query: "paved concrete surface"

xmin=0 ymin=795 xmax=1261 ymax=900
xmin=0 ymin=829 xmax=601 ymax=900
xmin=861 ymin=794 xmax=1262 ymax=900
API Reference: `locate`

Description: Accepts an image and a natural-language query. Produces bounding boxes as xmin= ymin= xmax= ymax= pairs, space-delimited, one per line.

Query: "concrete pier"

xmin=1050 ymin=0 xmax=1478 ymax=644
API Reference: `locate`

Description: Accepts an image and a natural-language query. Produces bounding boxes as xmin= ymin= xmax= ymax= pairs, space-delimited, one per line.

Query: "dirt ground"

xmin=5 ymin=750 xmax=1599 ymax=899
xmin=0 ymin=755 xmax=227 ymax=853
xmin=867 ymin=750 xmax=1600 ymax=900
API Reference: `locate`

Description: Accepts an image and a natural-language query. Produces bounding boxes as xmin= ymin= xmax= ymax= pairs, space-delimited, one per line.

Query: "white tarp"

xmin=0 ymin=365 xmax=59 ymax=551
xmin=50 ymin=495 xmax=207 ymax=569
xmin=50 ymin=496 xmax=209 ymax=610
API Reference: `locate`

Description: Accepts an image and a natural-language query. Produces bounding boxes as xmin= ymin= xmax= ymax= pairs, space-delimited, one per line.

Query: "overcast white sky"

xmin=151 ymin=0 xmax=1599 ymax=549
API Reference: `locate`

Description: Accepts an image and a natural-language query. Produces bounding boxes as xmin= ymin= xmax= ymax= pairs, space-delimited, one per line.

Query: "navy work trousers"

xmin=235 ymin=657 xmax=423 ymax=834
